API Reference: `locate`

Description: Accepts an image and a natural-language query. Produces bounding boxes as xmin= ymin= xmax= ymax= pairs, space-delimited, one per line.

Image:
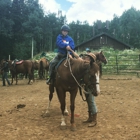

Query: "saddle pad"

xmin=16 ymin=60 xmax=23 ymax=64
xmin=55 ymin=58 xmax=66 ymax=70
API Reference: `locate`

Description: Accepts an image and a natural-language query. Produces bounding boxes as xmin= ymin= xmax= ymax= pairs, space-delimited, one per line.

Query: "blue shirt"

xmin=56 ymin=34 xmax=75 ymax=55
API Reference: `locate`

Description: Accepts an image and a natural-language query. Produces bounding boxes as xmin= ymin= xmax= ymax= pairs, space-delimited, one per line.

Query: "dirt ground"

xmin=0 ymin=75 xmax=140 ymax=140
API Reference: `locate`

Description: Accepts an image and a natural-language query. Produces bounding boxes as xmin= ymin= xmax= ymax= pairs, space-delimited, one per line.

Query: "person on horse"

xmin=82 ymin=53 xmax=98 ymax=127
xmin=46 ymin=24 xmax=75 ymax=85
xmin=1 ymin=59 xmax=11 ymax=86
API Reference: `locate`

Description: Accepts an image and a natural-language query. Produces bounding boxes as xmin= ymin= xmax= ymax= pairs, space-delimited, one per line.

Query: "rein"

xmin=64 ymin=52 xmax=89 ymax=95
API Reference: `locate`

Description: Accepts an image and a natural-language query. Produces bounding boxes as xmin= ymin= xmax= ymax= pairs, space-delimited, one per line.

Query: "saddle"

xmin=12 ymin=59 xmax=23 ymax=66
xmin=55 ymin=58 xmax=66 ymax=71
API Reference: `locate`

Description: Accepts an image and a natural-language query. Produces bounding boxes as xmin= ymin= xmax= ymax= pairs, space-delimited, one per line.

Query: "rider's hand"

xmin=66 ymin=46 xmax=72 ymax=51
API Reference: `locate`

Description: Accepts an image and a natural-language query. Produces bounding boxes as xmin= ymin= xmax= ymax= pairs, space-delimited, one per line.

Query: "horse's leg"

xmin=28 ymin=67 xmax=33 ymax=84
xmin=64 ymin=104 xmax=69 ymax=116
xmin=16 ymin=74 xmax=18 ymax=85
xmin=45 ymin=84 xmax=54 ymax=117
xmin=57 ymin=89 xmax=67 ymax=129
xmin=11 ymin=73 xmax=14 ymax=85
xmin=27 ymin=72 xmax=31 ymax=84
xmin=70 ymin=90 xmax=77 ymax=131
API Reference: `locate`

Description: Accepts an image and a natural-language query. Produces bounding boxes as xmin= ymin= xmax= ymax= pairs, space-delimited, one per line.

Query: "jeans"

xmin=85 ymin=93 xmax=97 ymax=115
xmin=2 ymin=72 xmax=10 ymax=86
xmin=48 ymin=53 xmax=66 ymax=78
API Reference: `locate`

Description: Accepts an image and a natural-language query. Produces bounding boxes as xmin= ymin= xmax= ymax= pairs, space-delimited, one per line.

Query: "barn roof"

xmin=75 ymin=32 xmax=132 ymax=49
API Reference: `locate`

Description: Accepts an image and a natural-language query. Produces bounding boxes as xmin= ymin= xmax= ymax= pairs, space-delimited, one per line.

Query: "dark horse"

xmin=9 ymin=60 xmax=34 ymax=85
xmin=45 ymin=56 xmax=100 ymax=131
xmin=39 ymin=58 xmax=49 ymax=79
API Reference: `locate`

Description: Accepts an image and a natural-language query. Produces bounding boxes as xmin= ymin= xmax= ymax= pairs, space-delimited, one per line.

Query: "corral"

xmin=0 ymin=75 xmax=140 ymax=140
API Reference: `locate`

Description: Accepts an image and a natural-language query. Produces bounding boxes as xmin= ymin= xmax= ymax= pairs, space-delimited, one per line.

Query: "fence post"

xmin=116 ymin=55 xmax=119 ymax=74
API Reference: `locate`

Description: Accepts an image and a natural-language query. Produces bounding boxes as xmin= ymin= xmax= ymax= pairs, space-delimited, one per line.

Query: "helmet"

xmin=61 ymin=25 xmax=70 ymax=31
xmin=86 ymin=53 xmax=96 ymax=61
xmin=86 ymin=48 xmax=91 ymax=52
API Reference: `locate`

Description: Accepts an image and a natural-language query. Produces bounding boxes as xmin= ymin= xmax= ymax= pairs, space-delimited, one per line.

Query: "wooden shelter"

xmin=75 ymin=32 xmax=132 ymax=52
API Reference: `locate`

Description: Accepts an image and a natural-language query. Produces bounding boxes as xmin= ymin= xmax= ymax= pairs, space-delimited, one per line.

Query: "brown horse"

xmin=33 ymin=60 xmax=40 ymax=70
xmin=32 ymin=60 xmax=40 ymax=78
xmin=9 ymin=60 xmax=34 ymax=85
xmin=39 ymin=58 xmax=49 ymax=79
xmin=80 ymin=51 xmax=107 ymax=77
xmin=94 ymin=51 xmax=107 ymax=77
xmin=45 ymin=57 xmax=100 ymax=131
xmin=94 ymin=51 xmax=107 ymax=64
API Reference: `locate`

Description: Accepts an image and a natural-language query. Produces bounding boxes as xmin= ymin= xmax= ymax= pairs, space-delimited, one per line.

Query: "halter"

xmin=81 ymin=72 xmax=99 ymax=94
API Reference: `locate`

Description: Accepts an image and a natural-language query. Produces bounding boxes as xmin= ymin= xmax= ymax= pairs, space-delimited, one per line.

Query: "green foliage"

xmin=1 ymin=1 xmax=140 ymax=61
xmin=99 ymin=47 xmax=140 ymax=74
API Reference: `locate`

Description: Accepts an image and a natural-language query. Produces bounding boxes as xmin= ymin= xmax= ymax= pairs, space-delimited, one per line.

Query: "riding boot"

xmin=83 ymin=111 xmax=92 ymax=123
xmin=88 ymin=113 xmax=97 ymax=127
xmin=46 ymin=78 xmax=52 ymax=85
xmin=46 ymin=72 xmax=53 ymax=85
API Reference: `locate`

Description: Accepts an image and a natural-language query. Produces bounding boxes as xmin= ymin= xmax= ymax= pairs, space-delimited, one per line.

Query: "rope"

xmin=65 ymin=52 xmax=89 ymax=94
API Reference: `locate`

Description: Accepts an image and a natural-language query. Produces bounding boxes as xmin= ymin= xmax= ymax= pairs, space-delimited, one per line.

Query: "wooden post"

xmin=116 ymin=55 xmax=119 ymax=74
xmin=31 ymin=37 xmax=34 ymax=59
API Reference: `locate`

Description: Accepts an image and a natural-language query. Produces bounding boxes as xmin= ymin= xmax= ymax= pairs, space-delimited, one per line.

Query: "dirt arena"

xmin=0 ymin=75 xmax=140 ymax=140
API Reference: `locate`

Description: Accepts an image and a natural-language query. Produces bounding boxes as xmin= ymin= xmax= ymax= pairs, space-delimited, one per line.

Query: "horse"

xmin=33 ymin=60 xmax=40 ymax=70
xmin=94 ymin=51 xmax=107 ymax=77
xmin=45 ymin=56 xmax=100 ymax=131
xmin=80 ymin=51 xmax=107 ymax=77
xmin=32 ymin=60 xmax=40 ymax=78
xmin=94 ymin=51 xmax=107 ymax=64
xmin=9 ymin=60 xmax=34 ymax=85
xmin=39 ymin=58 xmax=49 ymax=79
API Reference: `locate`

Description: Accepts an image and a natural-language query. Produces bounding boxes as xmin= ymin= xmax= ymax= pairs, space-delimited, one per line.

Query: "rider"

xmin=82 ymin=52 xmax=98 ymax=127
xmin=46 ymin=24 xmax=75 ymax=84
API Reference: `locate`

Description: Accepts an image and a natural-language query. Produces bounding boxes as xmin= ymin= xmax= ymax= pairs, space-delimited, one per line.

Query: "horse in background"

xmin=32 ymin=60 xmax=40 ymax=78
xmin=45 ymin=56 xmax=100 ymax=131
xmin=94 ymin=51 xmax=107 ymax=77
xmin=39 ymin=57 xmax=49 ymax=79
xmin=9 ymin=60 xmax=34 ymax=85
xmin=33 ymin=60 xmax=40 ymax=70
xmin=80 ymin=51 xmax=107 ymax=77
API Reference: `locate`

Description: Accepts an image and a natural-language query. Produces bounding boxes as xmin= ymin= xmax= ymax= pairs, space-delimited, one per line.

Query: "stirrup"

xmin=46 ymin=78 xmax=51 ymax=85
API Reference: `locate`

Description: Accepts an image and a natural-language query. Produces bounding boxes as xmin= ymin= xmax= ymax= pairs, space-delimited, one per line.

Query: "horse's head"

xmin=98 ymin=51 xmax=108 ymax=64
xmin=83 ymin=62 xmax=100 ymax=96
xmin=81 ymin=55 xmax=100 ymax=96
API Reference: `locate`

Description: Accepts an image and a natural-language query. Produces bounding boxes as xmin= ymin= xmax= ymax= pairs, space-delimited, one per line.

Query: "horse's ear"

xmin=100 ymin=50 xmax=103 ymax=53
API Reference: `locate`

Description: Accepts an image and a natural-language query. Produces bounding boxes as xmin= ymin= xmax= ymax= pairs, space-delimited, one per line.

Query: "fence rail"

xmin=102 ymin=54 xmax=140 ymax=76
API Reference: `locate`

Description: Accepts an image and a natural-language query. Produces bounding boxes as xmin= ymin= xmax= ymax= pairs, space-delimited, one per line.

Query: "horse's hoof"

xmin=64 ymin=112 xmax=69 ymax=116
xmin=45 ymin=112 xmax=50 ymax=117
xmin=41 ymin=111 xmax=50 ymax=117
xmin=60 ymin=125 xmax=67 ymax=130
xmin=71 ymin=124 xmax=76 ymax=131
xmin=71 ymin=126 xmax=76 ymax=131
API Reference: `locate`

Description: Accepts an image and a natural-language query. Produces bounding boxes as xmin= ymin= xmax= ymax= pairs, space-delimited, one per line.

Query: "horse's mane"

xmin=68 ymin=58 xmax=89 ymax=75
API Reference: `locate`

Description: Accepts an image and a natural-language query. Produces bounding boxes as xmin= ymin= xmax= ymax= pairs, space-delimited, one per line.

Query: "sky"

xmin=38 ymin=0 xmax=140 ymax=25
